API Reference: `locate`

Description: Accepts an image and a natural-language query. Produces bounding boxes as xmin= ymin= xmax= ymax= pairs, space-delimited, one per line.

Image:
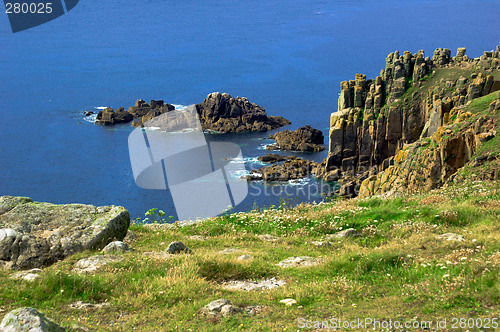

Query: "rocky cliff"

xmin=318 ymin=44 xmax=500 ymax=197
xmin=195 ymin=92 xmax=291 ymax=133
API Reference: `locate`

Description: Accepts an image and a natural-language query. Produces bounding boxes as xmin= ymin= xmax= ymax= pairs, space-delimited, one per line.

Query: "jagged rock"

xmin=277 ymin=256 xmax=319 ymax=268
xmin=455 ymin=47 xmax=466 ymax=61
xmin=195 ymin=92 xmax=290 ymax=133
xmin=72 ymin=255 xmax=123 ymax=274
xmin=432 ymin=48 xmax=451 ymax=66
xmin=130 ymin=100 xmax=175 ymax=127
xmin=247 ymin=157 xmax=317 ymax=182
xmin=166 ymin=241 xmax=191 ymax=254
xmin=0 ymin=307 xmax=65 ymax=331
xmin=0 ymin=196 xmax=130 ymax=270
xmin=102 ymin=241 xmax=130 ymax=254
xmin=95 ymin=107 xmax=134 ymax=125
xmin=268 ymin=125 xmax=325 ymax=152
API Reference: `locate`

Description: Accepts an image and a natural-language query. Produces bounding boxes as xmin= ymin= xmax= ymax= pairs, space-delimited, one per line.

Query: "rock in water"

xmin=0 ymin=307 xmax=65 ymax=331
xmin=268 ymin=125 xmax=325 ymax=152
xmin=0 ymin=196 xmax=130 ymax=270
xmin=195 ymin=92 xmax=291 ymax=133
xmin=247 ymin=156 xmax=318 ymax=182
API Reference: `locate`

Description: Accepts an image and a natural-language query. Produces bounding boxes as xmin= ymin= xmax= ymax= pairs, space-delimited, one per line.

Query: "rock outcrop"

xmin=0 ymin=196 xmax=130 ymax=270
xmin=358 ymin=95 xmax=499 ymax=197
xmin=247 ymin=156 xmax=318 ymax=182
xmin=95 ymin=100 xmax=174 ymax=126
xmin=267 ymin=125 xmax=325 ymax=152
xmin=195 ymin=92 xmax=291 ymax=133
xmin=95 ymin=93 xmax=291 ymax=133
xmin=320 ymin=44 xmax=500 ymax=197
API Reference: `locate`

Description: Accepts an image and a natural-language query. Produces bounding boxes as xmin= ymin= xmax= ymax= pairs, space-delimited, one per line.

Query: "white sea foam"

xmin=82 ymin=113 xmax=98 ymax=123
xmin=230 ymin=169 xmax=251 ymax=179
xmin=228 ymin=156 xmax=266 ymax=166
xmin=172 ymin=104 xmax=188 ymax=110
xmin=287 ymin=177 xmax=311 ymax=186
xmin=257 ymin=143 xmax=275 ymax=151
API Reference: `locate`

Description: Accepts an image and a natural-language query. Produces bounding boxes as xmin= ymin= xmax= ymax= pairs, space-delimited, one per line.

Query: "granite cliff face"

xmin=319 ymin=45 xmax=500 ymax=197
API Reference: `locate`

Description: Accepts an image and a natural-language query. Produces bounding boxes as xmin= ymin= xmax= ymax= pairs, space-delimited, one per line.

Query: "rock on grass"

xmin=0 ymin=196 xmax=130 ymax=270
xmin=0 ymin=307 xmax=65 ymax=331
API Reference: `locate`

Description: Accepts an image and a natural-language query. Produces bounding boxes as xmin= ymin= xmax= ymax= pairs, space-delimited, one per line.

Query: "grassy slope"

xmin=0 ymin=181 xmax=499 ymax=331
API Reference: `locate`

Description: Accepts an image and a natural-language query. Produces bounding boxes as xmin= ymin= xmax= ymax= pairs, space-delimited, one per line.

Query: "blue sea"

xmin=0 ymin=0 xmax=499 ymax=220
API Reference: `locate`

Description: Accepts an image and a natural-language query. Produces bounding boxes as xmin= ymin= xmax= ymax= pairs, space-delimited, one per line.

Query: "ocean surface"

xmin=1 ymin=0 xmax=499 ymax=220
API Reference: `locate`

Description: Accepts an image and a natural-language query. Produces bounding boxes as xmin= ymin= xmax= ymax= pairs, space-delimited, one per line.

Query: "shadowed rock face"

xmin=0 ymin=196 xmax=130 ymax=270
xmin=195 ymin=92 xmax=291 ymax=133
xmin=267 ymin=125 xmax=325 ymax=152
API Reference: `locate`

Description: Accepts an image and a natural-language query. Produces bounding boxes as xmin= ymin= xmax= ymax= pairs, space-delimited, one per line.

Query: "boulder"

xmin=0 ymin=196 xmax=130 ymax=270
xmin=72 ymin=255 xmax=123 ymax=274
xmin=200 ymin=299 xmax=236 ymax=318
xmin=268 ymin=125 xmax=325 ymax=152
xmin=166 ymin=241 xmax=191 ymax=254
xmin=327 ymin=228 xmax=361 ymax=239
xmin=0 ymin=307 xmax=65 ymax=331
xmin=102 ymin=241 xmax=130 ymax=254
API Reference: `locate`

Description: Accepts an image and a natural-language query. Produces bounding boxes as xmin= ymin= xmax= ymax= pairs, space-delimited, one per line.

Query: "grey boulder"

xmin=0 ymin=196 xmax=130 ymax=270
xmin=0 ymin=307 xmax=65 ymax=331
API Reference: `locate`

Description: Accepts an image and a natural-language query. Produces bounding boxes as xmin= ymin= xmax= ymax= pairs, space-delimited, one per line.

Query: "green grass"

xmin=1 ymin=181 xmax=499 ymax=331
xmin=467 ymin=91 xmax=499 ymax=113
